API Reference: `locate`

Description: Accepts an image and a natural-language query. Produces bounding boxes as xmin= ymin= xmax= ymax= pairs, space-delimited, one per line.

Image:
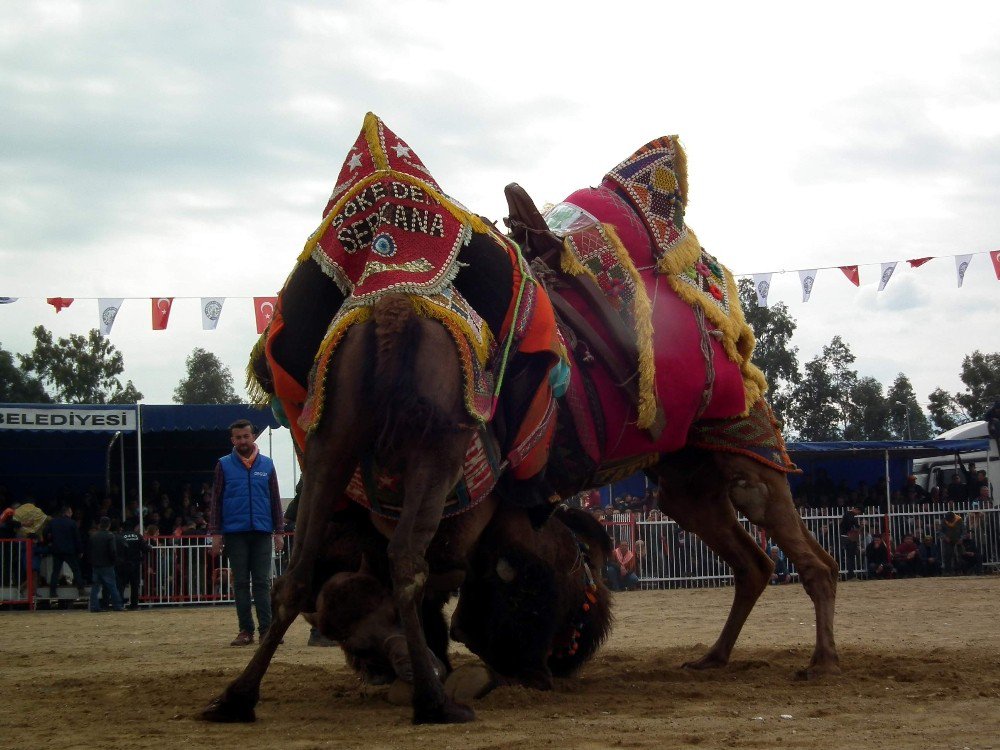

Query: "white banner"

xmin=878 ymin=262 xmax=897 ymax=292
xmin=955 ymin=254 xmax=973 ymax=288
xmin=752 ymin=273 xmax=773 ymax=307
xmin=98 ymin=297 xmax=124 ymax=335
xmin=0 ymin=406 xmax=137 ymax=432
xmin=799 ymin=269 xmax=817 ymax=302
xmin=201 ymin=297 xmax=225 ymax=330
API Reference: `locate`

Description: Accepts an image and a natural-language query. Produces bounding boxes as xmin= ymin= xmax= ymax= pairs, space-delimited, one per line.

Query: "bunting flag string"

xmin=1 ymin=248 xmax=997 ymax=330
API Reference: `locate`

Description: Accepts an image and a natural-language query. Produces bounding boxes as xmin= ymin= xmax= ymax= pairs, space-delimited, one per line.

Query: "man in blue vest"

xmin=209 ymin=419 xmax=284 ymax=646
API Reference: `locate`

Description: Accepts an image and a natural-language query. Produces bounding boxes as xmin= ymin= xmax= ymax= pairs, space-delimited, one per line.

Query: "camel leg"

xmin=388 ymin=443 xmax=475 ymax=724
xmin=655 ymin=457 xmax=773 ymax=670
xmin=202 ymin=337 xmax=368 ymax=721
xmin=720 ymin=453 xmax=840 ymax=678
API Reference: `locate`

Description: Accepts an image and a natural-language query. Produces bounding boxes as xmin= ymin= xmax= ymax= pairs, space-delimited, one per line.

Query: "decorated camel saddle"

xmin=249 ymin=113 xmax=565 ymax=519
xmin=506 ymin=135 xmax=794 ymax=486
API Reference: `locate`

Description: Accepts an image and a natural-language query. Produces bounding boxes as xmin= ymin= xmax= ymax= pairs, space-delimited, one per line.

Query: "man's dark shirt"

xmin=116 ymin=530 xmax=149 ymax=564
xmin=49 ymin=515 xmax=82 ymax=555
xmin=89 ymin=529 xmax=118 ymax=568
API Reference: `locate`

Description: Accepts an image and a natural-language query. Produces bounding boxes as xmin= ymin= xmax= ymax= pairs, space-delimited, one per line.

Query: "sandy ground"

xmin=2 ymin=575 xmax=999 ymax=750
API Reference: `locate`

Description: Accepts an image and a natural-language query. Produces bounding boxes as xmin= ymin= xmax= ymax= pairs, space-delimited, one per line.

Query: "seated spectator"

xmin=917 ymin=535 xmax=941 ymax=576
xmin=769 ymin=546 xmax=791 ymax=585
xmin=956 ymin=531 xmax=983 ymax=575
xmin=865 ymin=535 xmax=893 ymax=579
xmin=606 ymin=539 xmax=640 ymax=591
xmin=940 ymin=511 xmax=965 ymax=575
xmin=892 ymin=534 xmax=920 ymax=577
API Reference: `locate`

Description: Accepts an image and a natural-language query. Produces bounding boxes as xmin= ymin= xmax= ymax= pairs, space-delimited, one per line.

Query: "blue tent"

xmin=0 ymin=403 xmax=278 ymax=518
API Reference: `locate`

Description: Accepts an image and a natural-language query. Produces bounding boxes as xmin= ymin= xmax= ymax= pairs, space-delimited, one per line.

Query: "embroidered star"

xmin=347 ymin=152 xmax=363 ymax=171
xmin=391 ymin=143 xmax=412 ymax=158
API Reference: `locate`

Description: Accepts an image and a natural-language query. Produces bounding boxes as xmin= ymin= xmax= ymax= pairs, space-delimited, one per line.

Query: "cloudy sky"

xmin=2 ymin=1 xmax=999 ymax=489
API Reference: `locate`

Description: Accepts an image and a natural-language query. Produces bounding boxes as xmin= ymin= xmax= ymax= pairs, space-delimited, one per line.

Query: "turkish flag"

xmin=839 ymin=266 xmax=860 ymax=286
xmin=151 ymin=297 xmax=174 ymax=330
xmin=47 ymin=297 xmax=75 ymax=312
xmin=254 ymin=296 xmax=278 ymax=334
xmin=991 ymin=250 xmax=1000 ymax=280
xmin=907 ymin=257 xmax=933 ymax=268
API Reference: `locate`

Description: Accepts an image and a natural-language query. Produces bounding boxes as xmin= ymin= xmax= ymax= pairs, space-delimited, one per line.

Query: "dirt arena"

xmin=2 ymin=576 xmax=998 ymax=750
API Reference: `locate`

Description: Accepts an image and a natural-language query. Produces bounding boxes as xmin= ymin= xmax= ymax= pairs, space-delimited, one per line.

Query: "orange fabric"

xmin=238 ymin=445 xmax=259 ymax=470
xmin=264 ymin=311 xmax=309 ymax=458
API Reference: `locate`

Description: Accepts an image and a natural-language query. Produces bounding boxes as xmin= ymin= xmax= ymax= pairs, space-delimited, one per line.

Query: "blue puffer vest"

xmin=219 ymin=450 xmax=275 ymax=534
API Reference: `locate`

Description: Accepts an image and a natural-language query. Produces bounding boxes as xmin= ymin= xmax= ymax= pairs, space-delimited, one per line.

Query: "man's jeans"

xmin=89 ymin=566 xmax=124 ymax=611
xmin=225 ymin=532 xmax=274 ymax=635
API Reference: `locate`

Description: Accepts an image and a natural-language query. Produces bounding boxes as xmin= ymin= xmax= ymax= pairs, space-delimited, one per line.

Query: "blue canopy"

xmin=140 ymin=404 xmax=278 ymax=433
xmin=786 ymin=438 xmax=989 ymax=460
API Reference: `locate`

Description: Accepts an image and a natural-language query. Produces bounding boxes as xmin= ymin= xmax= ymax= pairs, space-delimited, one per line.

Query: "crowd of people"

xmin=0 ymin=474 xmax=222 ymax=606
xmin=563 ymin=469 xmax=996 ymax=590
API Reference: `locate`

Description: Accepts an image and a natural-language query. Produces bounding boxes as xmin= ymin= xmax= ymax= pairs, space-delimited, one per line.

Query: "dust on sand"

xmin=2 ymin=575 xmax=998 ymax=749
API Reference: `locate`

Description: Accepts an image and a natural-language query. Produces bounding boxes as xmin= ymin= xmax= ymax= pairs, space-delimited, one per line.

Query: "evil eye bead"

xmin=372 ymin=233 xmax=397 ymax=257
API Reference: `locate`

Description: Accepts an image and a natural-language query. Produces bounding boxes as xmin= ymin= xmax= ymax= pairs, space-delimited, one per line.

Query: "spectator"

xmin=956 ymin=531 xmax=983 ymax=575
xmin=892 ymin=534 xmax=920 ymax=577
xmin=940 ymin=511 xmax=965 ymax=575
xmin=917 ymin=535 xmax=941 ymax=576
xmin=769 ymin=546 xmax=791 ymax=585
xmin=839 ymin=506 xmax=862 ymax=580
xmin=902 ymin=475 xmax=928 ymax=504
xmin=209 ymin=419 xmax=283 ymax=646
xmin=47 ymin=505 xmax=85 ymax=599
xmin=945 ymin=474 xmax=966 ymax=504
xmin=115 ymin=518 xmax=149 ymax=609
xmin=865 ymin=535 xmax=892 ymax=579
xmin=607 ymin=539 xmax=640 ymax=591
xmin=88 ymin=516 xmax=124 ymax=612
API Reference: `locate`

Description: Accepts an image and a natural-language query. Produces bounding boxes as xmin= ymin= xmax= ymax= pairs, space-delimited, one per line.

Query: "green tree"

xmin=954 ymin=351 xmax=1000 ymax=417
xmin=926 ymin=387 xmax=963 ymax=433
xmin=173 ymin=347 xmax=240 ymax=404
xmin=843 ymin=376 xmax=891 ymax=441
xmin=0 ymin=343 xmax=51 ymax=403
xmin=886 ymin=374 xmax=931 ymax=440
xmin=925 ymin=351 xmax=1000 ymax=433
xmin=19 ymin=326 xmax=144 ymax=404
xmin=737 ymin=278 xmax=800 ymax=426
xmin=785 ymin=336 xmax=858 ymax=440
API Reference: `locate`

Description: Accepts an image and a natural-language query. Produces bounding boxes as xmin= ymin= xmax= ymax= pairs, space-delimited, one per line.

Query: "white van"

xmin=912 ymin=421 xmax=998 ymax=506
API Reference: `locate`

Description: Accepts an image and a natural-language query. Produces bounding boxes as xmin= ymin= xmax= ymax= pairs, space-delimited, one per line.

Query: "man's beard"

xmin=236 ymin=444 xmax=255 ymax=457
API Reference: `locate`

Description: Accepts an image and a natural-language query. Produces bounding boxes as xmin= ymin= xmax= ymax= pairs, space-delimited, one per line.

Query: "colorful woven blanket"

xmin=545 ymin=135 xmax=772 ymax=467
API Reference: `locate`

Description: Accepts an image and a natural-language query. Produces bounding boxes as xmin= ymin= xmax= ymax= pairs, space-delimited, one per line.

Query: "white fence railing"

xmin=603 ymin=502 xmax=999 ymax=587
xmin=3 ymin=503 xmax=997 ymax=606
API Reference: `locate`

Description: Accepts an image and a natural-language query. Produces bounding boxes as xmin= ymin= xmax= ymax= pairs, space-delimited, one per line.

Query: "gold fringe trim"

xmin=670 ymin=135 xmax=689 ymax=206
xmin=306 ymin=306 xmax=372 ymax=432
xmin=363 ymin=112 xmax=390 ymax=172
xmin=559 ymin=224 xmax=658 ymax=429
xmin=246 ymin=332 xmax=271 ymax=407
xmin=409 ymin=295 xmax=496 ymax=366
xmin=660 ymin=234 xmax=768 ymax=415
xmin=298 ymin=173 xmax=494 ymax=265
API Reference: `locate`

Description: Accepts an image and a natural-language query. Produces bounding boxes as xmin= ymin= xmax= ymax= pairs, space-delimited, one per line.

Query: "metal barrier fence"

xmin=0 ymin=538 xmax=33 ymax=606
xmin=605 ymin=502 xmax=1000 ymax=588
xmin=2 ymin=503 xmax=997 ymax=606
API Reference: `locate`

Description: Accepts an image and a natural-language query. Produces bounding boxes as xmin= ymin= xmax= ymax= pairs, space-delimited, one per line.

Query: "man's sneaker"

xmin=230 ymin=631 xmax=254 ymax=646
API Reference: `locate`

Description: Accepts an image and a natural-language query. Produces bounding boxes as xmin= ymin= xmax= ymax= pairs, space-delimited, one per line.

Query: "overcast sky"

xmin=2 ymin=1 xmax=999 ymax=491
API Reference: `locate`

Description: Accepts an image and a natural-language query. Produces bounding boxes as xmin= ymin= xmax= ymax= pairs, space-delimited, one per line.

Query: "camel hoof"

xmin=795 ymin=662 xmax=842 ymax=681
xmin=444 ymin=664 xmax=496 ymax=702
xmin=682 ymin=654 xmax=728 ymax=671
xmin=200 ymin=694 xmax=257 ymax=723
xmin=413 ymin=696 xmax=476 ymax=724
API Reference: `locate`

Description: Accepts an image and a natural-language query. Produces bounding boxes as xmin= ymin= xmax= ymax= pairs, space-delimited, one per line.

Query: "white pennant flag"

xmin=799 ymin=269 xmax=817 ymax=302
xmin=752 ymin=273 xmax=773 ymax=307
xmin=877 ymin=262 xmax=897 ymax=292
xmin=98 ymin=298 xmax=124 ymax=335
xmin=0 ymin=297 xmax=18 ymax=304
xmin=201 ymin=297 xmax=225 ymax=330
xmin=955 ymin=254 xmax=973 ymax=288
